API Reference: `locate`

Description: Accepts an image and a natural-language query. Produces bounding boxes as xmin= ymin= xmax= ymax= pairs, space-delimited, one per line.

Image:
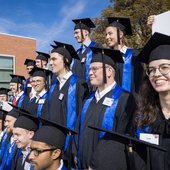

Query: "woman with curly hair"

xmin=135 ymin=32 xmax=170 ymax=170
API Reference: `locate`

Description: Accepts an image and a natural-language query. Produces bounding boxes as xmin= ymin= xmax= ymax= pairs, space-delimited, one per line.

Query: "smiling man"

xmin=28 ymin=67 xmax=51 ymax=117
xmin=12 ymin=112 xmax=39 ymax=170
xmin=73 ymin=47 xmax=136 ymax=170
xmin=29 ymin=117 xmax=76 ymax=170
xmin=72 ymin=18 xmax=103 ymax=92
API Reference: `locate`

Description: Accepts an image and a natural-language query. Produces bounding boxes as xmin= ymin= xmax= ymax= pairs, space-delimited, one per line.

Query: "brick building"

xmin=0 ymin=33 xmax=36 ymax=93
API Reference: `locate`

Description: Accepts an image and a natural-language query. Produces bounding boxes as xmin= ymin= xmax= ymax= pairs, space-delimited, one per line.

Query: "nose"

xmin=154 ymin=68 xmax=162 ymax=77
xmin=49 ymin=59 xmax=53 ymax=66
xmin=106 ymin=33 xmax=109 ymax=40
xmin=29 ymin=150 xmax=34 ymax=160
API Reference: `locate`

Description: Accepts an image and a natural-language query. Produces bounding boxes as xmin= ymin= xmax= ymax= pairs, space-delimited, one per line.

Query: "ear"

xmin=65 ymin=58 xmax=69 ymax=63
xmin=52 ymin=149 xmax=61 ymax=160
xmin=107 ymin=67 xmax=113 ymax=78
xmin=119 ymin=30 xmax=124 ymax=39
xmin=29 ymin=131 xmax=35 ymax=139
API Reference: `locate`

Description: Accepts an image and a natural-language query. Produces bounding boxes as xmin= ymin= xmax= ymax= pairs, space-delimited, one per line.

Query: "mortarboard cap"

xmin=10 ymin=74 xmax=25 ymax=84
xmin=8 ymin=102 xmax=29 ymax=113
xmin=88 ymin=125 xmax=167 ymax=170
xmin=7 ymin=108 xmax=20 ymax=119
xmin=0 ymin=88 xmax=11 ymax=95
xmin=107 ymin=17 xmax=132 ymax=44
xmin=90 ymin=46 xmax=124 ymax=83
xmin=29 ymin=67 xmax=52 ymax=79
xmin=136 ymin=32 xmax=170 ymax=64
xmin=72 ymin=18 xmax=95 ymax=40
xmin=51 ymin=41 xmax=79 ymax=64
xmin=24 ymin=59 xmax=35 ymax=67
xmin=14 ymin=111 xmax=39 ymax=132
xmin=36 ymin=51 xmax=50 ymax=62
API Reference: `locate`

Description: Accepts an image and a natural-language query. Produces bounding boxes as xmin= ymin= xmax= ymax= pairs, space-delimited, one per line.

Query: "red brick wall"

xmin=0 ymin=33 xmax=36 ymax=79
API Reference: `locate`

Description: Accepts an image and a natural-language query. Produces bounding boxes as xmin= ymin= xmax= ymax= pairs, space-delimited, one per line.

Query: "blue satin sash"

xmin=64 ymin=75 xmax=78 ymax=151
xmin=10 ymin=96 xmax=14 ymax=103
xmin=23 ymin=78 xmax=29 ymax=93
xmin=122 ymin=49 xmax=133 ymax=92
xmin=37 ymin=91 xmax=49 ymax=127
xmin=136 ymin=112 xmax=149 ymax=139
xmin=18 ymin=93 xmax=27 ymax=107
xmin=49 ymin=79 xmax=58 ymax=120
xmin=61 ymin=163 xmax=67 ymax=170
xmin=99 ymin=83 xmax=123 ymax=140
xmin=73 ymin=41 xmax=95 ymax=82
xmin=0 ymin=131 xmax=8 ymax=158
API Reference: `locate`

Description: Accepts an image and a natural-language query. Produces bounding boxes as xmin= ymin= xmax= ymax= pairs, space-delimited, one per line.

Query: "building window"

xmin=0 ymin=54 xmax=15 ymax=95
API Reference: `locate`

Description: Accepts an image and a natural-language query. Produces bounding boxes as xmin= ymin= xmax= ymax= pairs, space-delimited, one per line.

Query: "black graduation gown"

xmin=28 ymin=95 xmax=47 ymax=117
xmin=15 ymin=152 xmax=30 ymax=170
xmin=144 ymin=109 xmax=170 ymax=170
xmin=42 ymin=76 xmax=89 ymax=125
xmin=16 ymin=94 xmax=29 ymax=110
xmin=46 ymin=72 xmax=57 ymax=91
xmin=115 ymin=49 xmax=143 ymax=98
xmin=74 ymin=42 xmax=103 ymax=92
xmin=73 ymin=88 xmax=136 ymax=170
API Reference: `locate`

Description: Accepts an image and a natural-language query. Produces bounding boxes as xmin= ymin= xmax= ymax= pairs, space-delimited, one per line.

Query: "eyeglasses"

xmin=28 ymin=147 xmax=56 ymax=156
xmin=26 ymin=68 xmax=33 ymax=71
xmin=146 ymin=63 xmax=170 ymax=77
xmin=87 ymin=66 xmax=109 ymax=73
xmin=32 ymin=80 xmax=42 ymax=85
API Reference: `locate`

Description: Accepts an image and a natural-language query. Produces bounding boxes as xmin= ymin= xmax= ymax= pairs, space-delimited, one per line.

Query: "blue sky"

xmin=0 ymin=0 xmax=111 ymax=53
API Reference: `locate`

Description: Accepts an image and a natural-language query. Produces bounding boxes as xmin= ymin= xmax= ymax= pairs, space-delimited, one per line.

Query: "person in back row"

xmin=72 ymin=47 xmax=136 ymax=170
xmin=72 ymin=18 xmax=103 ymax=92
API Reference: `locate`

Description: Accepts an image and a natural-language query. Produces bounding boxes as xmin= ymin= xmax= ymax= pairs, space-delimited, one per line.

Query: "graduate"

xmin=73 ymin=47 xmax=136 ymax=170
xmin=0 ymin=108 xmax=7 ymax=138
xmin=88 ymin=125 xmax=167 ymax=170
xmin=23 ymin=59 xmax=36 ymax=98
xmin=0 ymin=107 xmax=20 ymax=169
xmin=0 ymin=88 xmax=10 ymax=107
xmin=72 ymin=18 xmax=103 ymax=92
xmin=29 ymin=117 xmax=77 ymax=170
xmin=35 ymin=51 xmax=55 ymax=90
xmin=106 ymin=17 xmax=143 ymax=97
xmin=13 ymin=112 xmax=39 ymax=170
xmin=135 ymin=32 xmax=170 ymax=170
xmin=28 ymin=67 xmax=52 ymax=117
xmin=9 ymin=74 xmax=29 ymax=110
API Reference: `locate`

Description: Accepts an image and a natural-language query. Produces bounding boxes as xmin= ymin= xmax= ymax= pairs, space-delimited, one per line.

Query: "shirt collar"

xmin=120 ymin=45 xmax=128 ymax=54
xmin=36 ymin=89 xmax=47 ymax=98
xmin=57 ymin=159 xmax=64 ymax=170
xmin=57 ymin=71 xmax=72 ymax=83
xmin=16 ymin=91 xmax=24 ymax=98
xmin=82 ymin=39 xmax=91 ymax=48
xmin=95 ymin=81 xmax=116 ymax=103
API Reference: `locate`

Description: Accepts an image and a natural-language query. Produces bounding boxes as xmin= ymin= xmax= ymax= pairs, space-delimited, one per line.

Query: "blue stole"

xmin=77 ymin=83 xmax=122 ymax=168
xmin=0 ymin=131 xmax=8 ymax=158
xmin=0 ymin=141 xmax=17 ymax=170
xmin=99 ymin=84 xmax=123 ymax=140
xmin=61 ymin=163 xmax=67 ymax=170
xmin=28 ymin=97 xmax=35 ymax=110
xmin=64 ymin=75 xmax=78 ymax=151
xmin=18 ymin=93 xmax=27 ymax=107
xmin=10 ymin=96 xmax=15 ymax=103
xmin=73 ymin=41 xmax=96 ymax=82
xmin=122 ymin=49 xmax=133 ymax=92
xmin=136 ymin=112 xmax=149 ymax=139
xmin=23 ymin=78 xmax=29 ymax=93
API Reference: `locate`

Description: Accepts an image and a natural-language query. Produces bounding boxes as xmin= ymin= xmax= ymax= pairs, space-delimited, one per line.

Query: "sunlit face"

xmin=36 ymin=59 xmax=47 ymax=69
xmin=149 ymin=59 xmax=170 ymax=93
xmin=106 ymin=26 xmax=118 ymax=48
xmin=29 ymin=141 xmax=55 ymax=170
xmin=26 ymin=66 xmax=34 ymax=75
xmin=10 ymin=83 xmax=18 ymax=93
xmin=89 ymin=62 xmax=104 ymax=87
xmin=4 ymin=115 xmax=17 ymax=134
xmin=13 ymin=127 xmax=33 ymax=149
xmin=0 ymin=94 xmax=7 ymax=102
xmin=32 ymin=76 xmax=45 ymax=93
xmin=49 ymin=53 xmax=65 ymax=75
xmin=74 ymin=29 xmax=87 ymax=43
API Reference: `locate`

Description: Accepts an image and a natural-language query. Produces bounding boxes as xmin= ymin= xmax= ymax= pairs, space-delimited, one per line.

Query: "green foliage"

xmin=91 ymin=0 xmax=170 ymax=51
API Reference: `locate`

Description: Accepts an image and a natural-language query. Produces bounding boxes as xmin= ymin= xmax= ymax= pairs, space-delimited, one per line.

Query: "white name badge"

xmin=59 ymin=93 xmax=64 ymax=100
xmin=140 ymin=133 xmax=159 ymax=145
xmin=81 ymin=58 xmax=86 ymax=63
xmin=24 ymin=161 xmax=30 ymax=170
xmin=102 ymin=97 xmax=114 ymax=107
xmin=38 ymin=99 xmax=45 ymax=104
xmin=27 ymin=84 xmax=32 ymax=87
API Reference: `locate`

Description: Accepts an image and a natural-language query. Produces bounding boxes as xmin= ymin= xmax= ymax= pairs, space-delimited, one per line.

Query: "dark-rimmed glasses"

xmin=87 ymin=66 xmax=109 ymax=73
xmin=29 ymin=147 xmax=56 ymax=156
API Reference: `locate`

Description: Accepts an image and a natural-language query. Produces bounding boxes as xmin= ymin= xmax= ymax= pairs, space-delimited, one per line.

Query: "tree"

xmin=91 ymin=0 xmax=170 ymax=51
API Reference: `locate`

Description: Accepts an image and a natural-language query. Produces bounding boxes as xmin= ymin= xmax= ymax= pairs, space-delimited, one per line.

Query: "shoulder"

xmin=93 ymin=42 xmax=103 ymax=48
xmin=132 ymin=49 xmax=139 ymax=57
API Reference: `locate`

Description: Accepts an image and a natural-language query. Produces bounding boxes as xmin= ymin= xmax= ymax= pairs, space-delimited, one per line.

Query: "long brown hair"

xmin=134 ymin=71 xmax=160 ymax=131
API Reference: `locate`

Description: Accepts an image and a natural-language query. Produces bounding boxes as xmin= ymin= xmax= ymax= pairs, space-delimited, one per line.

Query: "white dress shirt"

xmin=35 ymin=89 xmax=47 ymax=103
xmin=81 ymin=39 xmax=91 ymax=54
xmin=16 ymin=91 xmax=24 ymax=102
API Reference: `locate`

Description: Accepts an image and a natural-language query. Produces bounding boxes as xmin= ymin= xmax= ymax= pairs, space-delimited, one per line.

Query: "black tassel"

xmin=117 ymin=28 xmax=120 ymax=45
xmin=79 ymin=22 xmax=84 ymax=41
xmin=102 ymin=51 xmax=107 ymax=84
xmin=67 ymin=130 xmax=72 ymax=170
